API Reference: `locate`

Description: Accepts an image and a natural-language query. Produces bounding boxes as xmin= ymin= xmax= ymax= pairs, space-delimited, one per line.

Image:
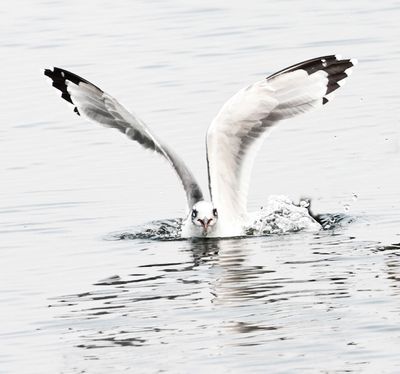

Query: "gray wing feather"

xmin=45 ymin=67 xmax=203 ymax=208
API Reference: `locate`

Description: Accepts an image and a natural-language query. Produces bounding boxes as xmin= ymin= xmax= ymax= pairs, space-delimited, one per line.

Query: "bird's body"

xmin=45 ymin=55 xmax=357 ymax=238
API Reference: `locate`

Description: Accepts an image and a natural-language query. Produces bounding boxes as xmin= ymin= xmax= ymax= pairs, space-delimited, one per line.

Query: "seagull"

xmin=45 ymin=55 xmax=357 ymax=238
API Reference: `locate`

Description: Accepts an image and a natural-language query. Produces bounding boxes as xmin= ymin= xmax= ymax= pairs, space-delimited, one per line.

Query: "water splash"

xmin=110 ymin=195 xmax=342 ymax=241
xmin=244 ymin=195 xmax=321 ymax=236
xmin=313 ymin=213 xmax=356 ymax=230
xmin=112 ymin=218 xmax=183 ymax=241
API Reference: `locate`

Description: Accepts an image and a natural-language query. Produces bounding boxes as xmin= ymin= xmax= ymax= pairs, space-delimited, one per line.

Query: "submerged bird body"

xmin=45 ymin=55 xmax=357 ymax=238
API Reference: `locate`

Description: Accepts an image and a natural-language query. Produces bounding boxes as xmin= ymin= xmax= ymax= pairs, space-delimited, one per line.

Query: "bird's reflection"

xmin=189 ymin=238 xmax=285 ymax=304
xmin=49 ymin=233 xmax=362 ymax=350
xmin=189 ymin=237 xmax=221 ymax=267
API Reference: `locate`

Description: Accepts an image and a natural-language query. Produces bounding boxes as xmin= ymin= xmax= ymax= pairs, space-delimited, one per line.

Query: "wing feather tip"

xmin=334 ymin=53 xmax=343 ymax=61
xmin=45 ymin=67 xmax=84 ymax=115
xmin=44 ymin=68 xmax=53 ymax=77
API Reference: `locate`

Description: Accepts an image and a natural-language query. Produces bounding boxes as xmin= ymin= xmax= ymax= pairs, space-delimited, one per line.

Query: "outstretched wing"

xmin=44 ymin=67 xmax=203 ymax=208
xmin=206 ymin=55 xmax=357 ymax=227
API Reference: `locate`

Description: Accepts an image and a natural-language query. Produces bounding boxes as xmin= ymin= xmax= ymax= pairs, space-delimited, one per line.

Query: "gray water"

xmin=1 ymin=0 xmax=400 ymax=372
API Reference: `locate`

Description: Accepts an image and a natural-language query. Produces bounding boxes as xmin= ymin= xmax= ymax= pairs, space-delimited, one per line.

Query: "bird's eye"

xmin=213 ymin=208 xmax=218 ymax=217
xmin=192 ymin=209 xmax=197 ymax=219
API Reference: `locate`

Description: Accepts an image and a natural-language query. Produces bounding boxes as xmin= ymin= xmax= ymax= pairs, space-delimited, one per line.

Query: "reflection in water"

xmin=49 ymin=234 xmax=380 ymax=354
xmin=76 ymin=333 xmax=146 ymax=349
xmin=192 ymin=237 xmax=354 ymax=307
xmin=190 ymin=238 xmax=221 ymax=266
xmin=42 ymin=234 xmax=400 ymax=372
xmin=376 ymin=243 xmax=400 ymax=294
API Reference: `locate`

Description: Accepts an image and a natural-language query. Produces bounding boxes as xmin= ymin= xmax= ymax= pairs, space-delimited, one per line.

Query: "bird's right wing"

xmin=45 ymin=67 xmax=203 ymax=208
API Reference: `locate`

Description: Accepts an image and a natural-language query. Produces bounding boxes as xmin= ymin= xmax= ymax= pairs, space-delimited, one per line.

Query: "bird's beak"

xmin=201 ymin=218 xmax=210 ymax=236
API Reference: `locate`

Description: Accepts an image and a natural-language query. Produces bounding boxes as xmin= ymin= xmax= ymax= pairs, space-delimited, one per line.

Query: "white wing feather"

xmin=45 ymin=67 xmax=204 ymax=208
xmin=206 ymin=55 xmax=357 ymax=235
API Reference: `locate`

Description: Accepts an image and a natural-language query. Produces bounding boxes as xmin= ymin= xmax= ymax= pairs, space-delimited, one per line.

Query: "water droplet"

xmin=300 ymin=200 xmax=310 ymax=208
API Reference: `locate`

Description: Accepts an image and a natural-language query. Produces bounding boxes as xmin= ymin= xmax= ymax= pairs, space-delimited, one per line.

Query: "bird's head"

xmin=190 ymin=201 xmax=218 ymax=236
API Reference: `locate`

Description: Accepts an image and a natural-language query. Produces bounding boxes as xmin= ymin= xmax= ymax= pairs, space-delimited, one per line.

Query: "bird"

xmin=44 ymin=55 xmax=357 ymax=238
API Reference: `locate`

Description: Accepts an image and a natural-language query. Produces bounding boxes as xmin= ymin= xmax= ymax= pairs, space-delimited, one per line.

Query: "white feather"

xmin=206 ymin=56 xmax=355 ymax=236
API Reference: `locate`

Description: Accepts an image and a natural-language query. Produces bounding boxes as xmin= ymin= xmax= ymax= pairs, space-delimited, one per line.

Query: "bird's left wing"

xmin=45 ymin=67 xmax=203 ymax=208
xmin=206 ymin=55 xmax=357 ymax=230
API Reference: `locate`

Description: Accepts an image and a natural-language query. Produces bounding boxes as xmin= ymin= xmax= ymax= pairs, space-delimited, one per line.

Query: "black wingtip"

xmin=321 ymin=57 xmax=357 ymax=102
xmin=268 ymin=55 xmax=357 ymax=102
xmin=44 ymin=67 xmax=74 ymax=105
xmin=44 ymin=66 xmax=97 ymax=116
xmin=44 ymin=68 xmax=52 ymax=78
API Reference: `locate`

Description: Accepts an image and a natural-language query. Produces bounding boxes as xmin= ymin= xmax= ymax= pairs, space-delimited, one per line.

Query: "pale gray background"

xmin=1 ymin=0 xmax=400 ymax=373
